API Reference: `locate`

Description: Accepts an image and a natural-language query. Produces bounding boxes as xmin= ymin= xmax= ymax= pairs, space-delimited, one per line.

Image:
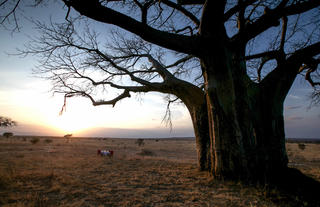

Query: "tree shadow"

xmin=268 ymin=168 xmax=320 ymax=207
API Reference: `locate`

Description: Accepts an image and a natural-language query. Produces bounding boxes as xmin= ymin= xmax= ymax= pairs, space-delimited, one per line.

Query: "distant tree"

xmin=30 ymin=137 xmax=40 ymax=144
xmin=0 ymin=116 xmax=17 ymax=127
xmin=298 ymin=143 xmax=306 ymax=151
xmin=3 ymin=132 xmax=14 ymax=138
xmin=135 ymin=138 xmax=145 ymax=147
xmin=64 ymin=134 xmax=72 ymax=138
xmin=1 ymin=0 xmax=320 ymax=183
xmin=64 ymin=134 xmax=72 ymax=142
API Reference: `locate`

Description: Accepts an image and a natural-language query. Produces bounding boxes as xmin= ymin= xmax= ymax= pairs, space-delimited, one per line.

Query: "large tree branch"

xmin=260 ymin=41 xmax=320 ymax=99
xmin=60 ymin=89 xmax=131 ymax=111
xmin=166 ymin=55 xmax=193 ymax=69
xmin=146 ymin=54 xmax=175 ymax=81
xmin=305 ymin=58 xmax=320 ymax=87
xmin=200 ymin=0 xmax=227 ymax=38
xmin=279 ymin=16 xmax=288 ymax=52
xmin=160 ymin=0 xmax=200 ymax=27
xmin=288 ymin=42 xmax=320 ymax=64
xmin=224 ymin=0 xmax=257 ymax=21
xmin=233 ymin=0 xmax=320 ymax=43
xmin=245 ymin=50 xmax=279 ymax=61
xmin=177 ymin=0 xmax=205 ymax=5
xmin=63 ymin=0 xmax=200 ymax=55
xmin=86 ymin=90 xmax=131 ymax=107
xmin=0 ymin=0 xmax=21 ymax=31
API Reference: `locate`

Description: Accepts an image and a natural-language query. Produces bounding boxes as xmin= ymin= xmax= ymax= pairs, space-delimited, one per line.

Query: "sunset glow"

xmin=1 ymin=2 xmax=320 ymax=139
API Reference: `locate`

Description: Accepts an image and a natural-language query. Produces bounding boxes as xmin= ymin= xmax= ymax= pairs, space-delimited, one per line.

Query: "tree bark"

xmin=188 ymin=99 xmax=211 ymax=171
xmin=173 ymin=82 xmax=211 ymax=171
xmin=201 ymin=47 xmax=289 ymax=182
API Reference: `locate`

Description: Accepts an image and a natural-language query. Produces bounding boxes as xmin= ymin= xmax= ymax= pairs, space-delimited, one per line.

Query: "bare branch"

xmin=160 ymin=0 xmax=200 ymax=27
xmin=0 ymin=116 xmax=17 ymax=127
xmin=233 ymin=0 xmax=320 ymax=43
xmin=224 ymin=0 xmax=257 ymax=21
xmin=177 ymin=0 xmax=205 ymax=5
xmin=87 ymin=90 xmax=131 ymax=107
xmin=166 ymin=55 xmax=194 ymax=69
xmin=245 ymin=50 xmax=279 ymax=61
xmin=0 ymin=0 xmax=21 ymax=31
xmin=304 ymin=58 xmax=320 ymax=87
xmin=64 ymin=0 xmax=200 ymax=55
xmin=279 ymin=16 xmax=288 ymax=52
xmin=162 ymin=95 xmax=180 ymax=130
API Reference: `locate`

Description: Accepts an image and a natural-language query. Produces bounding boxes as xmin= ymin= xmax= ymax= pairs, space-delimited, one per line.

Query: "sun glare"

xmin=52 ymin=113 xmax=90 ymax=134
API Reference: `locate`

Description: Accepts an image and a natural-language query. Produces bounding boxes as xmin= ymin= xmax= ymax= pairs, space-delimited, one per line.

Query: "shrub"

xmin=135 ymin=138 xmax=145 ymax=146
xmin=3 ymin=132 xmax=13 ymax=138
xmin=0 ymin=173 xmax=14 ymax=191
xmin=44 ymin=138 xmax=53 ymax=144
xmin=137 ymin=149 xmax=155 ymax=156
xmin=298 ymin=143 xmax=306 ymax=150
xmin=64 ymin=134 xmax=72 ymax=138
xmin=0 ymin=116 xmax=17 ymax=127
xmin=30 ymin=137 xmax=40 ymax=144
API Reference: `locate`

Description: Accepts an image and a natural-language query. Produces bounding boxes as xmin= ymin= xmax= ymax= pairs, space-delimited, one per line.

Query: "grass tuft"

xmin=298 ymin=143 xmax=306 ymax=150
xmin=30 ymin=137 xmax=40 ymax=144
xmin=44 ymin=138 xmax=53 ymax=144
xmin=137 ymin=149 xmax=155 ymax=156
xmin=0 ymin=172 xmax=13 ymax=190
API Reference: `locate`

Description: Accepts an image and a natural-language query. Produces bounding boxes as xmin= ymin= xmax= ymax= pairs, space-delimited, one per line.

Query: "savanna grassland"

xmin=0 ymin=136 xmax=319 ymax=207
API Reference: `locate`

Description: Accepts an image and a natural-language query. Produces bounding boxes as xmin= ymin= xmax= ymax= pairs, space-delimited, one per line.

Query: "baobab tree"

xmin=1 ymin=0 xmax=320 ymax=183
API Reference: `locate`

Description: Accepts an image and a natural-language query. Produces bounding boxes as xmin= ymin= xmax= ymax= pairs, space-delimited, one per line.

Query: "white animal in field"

xmin=97 ymin=149 xmax=114 ymax=158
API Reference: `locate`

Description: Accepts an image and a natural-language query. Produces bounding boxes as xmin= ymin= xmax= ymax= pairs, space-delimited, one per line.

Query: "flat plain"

xmin=0 ymin=136 xmax=319 ymax=207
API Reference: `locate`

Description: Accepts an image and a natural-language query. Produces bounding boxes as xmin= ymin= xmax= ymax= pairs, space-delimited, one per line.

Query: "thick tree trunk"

xmin=188 ymin=101 xmax=210 ymax=171
xmin=252 ymin=87 xmax=289 ymax=182
xmin=201 ymin=50 xmax=289 ymax=182
xmin=170 ymin=80 xmax=210 ymax=171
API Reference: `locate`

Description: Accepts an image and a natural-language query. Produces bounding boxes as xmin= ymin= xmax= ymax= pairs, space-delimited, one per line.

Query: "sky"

xmin=0 ymin=2 xmax=319 ymax=138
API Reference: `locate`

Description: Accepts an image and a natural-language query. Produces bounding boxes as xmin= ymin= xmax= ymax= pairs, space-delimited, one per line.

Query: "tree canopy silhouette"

xmin=1 ymin=0 xmax=320 ymax=183
xmin=0 ymin=116 xmax=17 ymax=127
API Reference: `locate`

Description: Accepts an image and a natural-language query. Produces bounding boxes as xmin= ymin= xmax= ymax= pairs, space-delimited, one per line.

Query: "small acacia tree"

xmin=3 ymin=132 xmax=14 ymax=138
xmin=0 ymin=116 xmax=17 ymax=127
xmin=0 ymin=116 xmax=17 ymax=140
xmin=1 ymin=0 xmax=320 ymax=183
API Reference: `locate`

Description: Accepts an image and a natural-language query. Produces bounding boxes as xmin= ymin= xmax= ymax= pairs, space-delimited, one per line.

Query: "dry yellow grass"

xmin=0 ymin=136 xmax=319 ymax=206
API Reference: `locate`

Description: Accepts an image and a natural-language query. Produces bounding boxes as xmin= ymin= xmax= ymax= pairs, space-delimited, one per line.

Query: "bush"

xmin=64 ymin=134 xmax=72 ymax=138
xmin=0 ymin=172 xmax=13 ymax=190
xmin=137 ymin=149 xmax=155 ymax=156
xmin=3 ymin=132 xmax=13 ymax=138
xmin=135 ymin=138 xmax=145 ymax=146
xmin=298 ymin=143 xmax=306 ymax=150
xmin=44 ymin=139 xmax=53 ymax=144
xmin=30 ymin=137 xmax=40 ymax=144
xmin=0 ymin=116 xmax=17 ymax=127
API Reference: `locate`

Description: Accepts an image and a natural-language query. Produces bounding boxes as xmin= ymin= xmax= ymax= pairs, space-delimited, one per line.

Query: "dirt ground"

xmin=0 ymin=136 xmax=319 ymax=207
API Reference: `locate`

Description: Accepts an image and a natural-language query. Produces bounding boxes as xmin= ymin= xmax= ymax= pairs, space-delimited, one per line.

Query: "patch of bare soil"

xmin=0 ymin=137 xmax=319 ymax=206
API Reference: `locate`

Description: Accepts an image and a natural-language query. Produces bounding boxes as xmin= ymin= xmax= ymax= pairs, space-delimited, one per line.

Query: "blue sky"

xmin=0 ymin=2 xmax=319 ymax=138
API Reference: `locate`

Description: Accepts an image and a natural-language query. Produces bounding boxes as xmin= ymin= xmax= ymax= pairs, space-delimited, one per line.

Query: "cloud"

xmin=285 ymin=105 xmax=302 ymax=110
xmin=286 ymin=116 xmax=304 ymax=121
xmin=78 ymin=127 xmax=195 ymax=138
xmin=1 ymin=123 xmax=60 ymax=136
xmin=288 ymin=95 xmax=301 ymax=99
